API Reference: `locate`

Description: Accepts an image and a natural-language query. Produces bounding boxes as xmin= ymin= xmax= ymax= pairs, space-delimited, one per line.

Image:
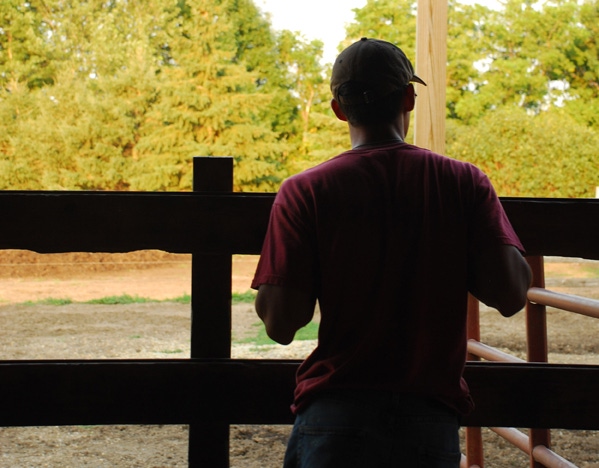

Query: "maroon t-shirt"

xmin=252 ymin=142 xmax=524 ymax=415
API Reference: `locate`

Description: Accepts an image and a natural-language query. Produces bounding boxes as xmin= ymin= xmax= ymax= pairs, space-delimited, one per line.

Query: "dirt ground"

xmin=0 ymin=250 xmax=598 ymax=467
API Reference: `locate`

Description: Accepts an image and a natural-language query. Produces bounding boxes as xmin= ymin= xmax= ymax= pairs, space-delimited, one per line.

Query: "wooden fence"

xmin=0 ymin=156 xmax=598 ymax=467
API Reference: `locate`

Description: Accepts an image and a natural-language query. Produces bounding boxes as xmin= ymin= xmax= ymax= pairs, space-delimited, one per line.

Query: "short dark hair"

xmin=336 ymin=82 xmax=407 ymax=127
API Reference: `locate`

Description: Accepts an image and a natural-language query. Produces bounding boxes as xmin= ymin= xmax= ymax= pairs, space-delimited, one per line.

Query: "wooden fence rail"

xmin=1 ymin=157 xmax=598 ymax=466
xmin=1 ymin=360 xmax=599 ymax=429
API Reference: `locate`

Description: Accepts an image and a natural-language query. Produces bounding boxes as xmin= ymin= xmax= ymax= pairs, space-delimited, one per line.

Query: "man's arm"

xmin=469 ymin=244 xmax=532 ymax=317
xmin=255 ymin=284 xmax=316 ymax=345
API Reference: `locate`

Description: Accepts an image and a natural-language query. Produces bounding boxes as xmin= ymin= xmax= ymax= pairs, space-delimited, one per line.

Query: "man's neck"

xmin=348 ymin=115 xmax=408 ymax=150
xmin=349 ymin=127 xmax=405 ymax=150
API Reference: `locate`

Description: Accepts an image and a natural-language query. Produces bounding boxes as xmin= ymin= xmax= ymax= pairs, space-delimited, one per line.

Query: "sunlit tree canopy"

xmin=1 ymin=0 xmax=597 ymax=196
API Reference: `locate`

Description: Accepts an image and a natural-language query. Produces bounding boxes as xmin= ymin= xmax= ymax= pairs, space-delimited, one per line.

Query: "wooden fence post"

xmin=189 ymin=156 xmax=234 ymax=467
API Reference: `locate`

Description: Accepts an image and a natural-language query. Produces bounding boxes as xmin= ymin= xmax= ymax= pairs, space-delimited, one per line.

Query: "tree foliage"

xmin=447 ymin=108 xmax=599 ymax=197
xmin=1 ymin=0 xmax=598 ymax=197
xmin=0 ymin=0 xmax=324 ymax=191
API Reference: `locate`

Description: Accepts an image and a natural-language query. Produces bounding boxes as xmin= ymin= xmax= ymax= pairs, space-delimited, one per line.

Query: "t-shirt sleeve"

xmin=251 ymin=182 xmax=317 ymax=294
xmin=469 ymin=170 xmax=525 ymax=255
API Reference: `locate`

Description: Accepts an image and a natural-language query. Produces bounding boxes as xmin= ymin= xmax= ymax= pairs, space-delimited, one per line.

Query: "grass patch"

xmin=294 ymin=321 xmax=319 ymax=341
xmin=582 ymin=264 xmax=599 ymax=278
xmin=172 ymin=293 xmax=191 ymax=304
xmin=24 ymin=298 xmax=74 ymax=306
xmin=232 ymin=290 xmax=256 ymax=304
xmin=240 ymin=320 xmax=318 ymax=346
xmin=20 ymin=291 xmax=255 ymax=306
xmin=85 ymin=294 xmax=152 ymax=305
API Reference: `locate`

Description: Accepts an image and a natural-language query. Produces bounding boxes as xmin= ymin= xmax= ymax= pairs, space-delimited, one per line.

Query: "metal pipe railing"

xmin=491 ymin=427 xmax=529 ymax=452
xmin=528 ymin=287 xmax=599 ymax=319
xmin=490 ymin=428 xmax=577 ymax=468
xmin=532 ymin=445 xmax=577 ymax=468
xmin=465 ymin=255 xmax=598 ymax=467
xmin=467 ymin=339 xmax=526 ymax=363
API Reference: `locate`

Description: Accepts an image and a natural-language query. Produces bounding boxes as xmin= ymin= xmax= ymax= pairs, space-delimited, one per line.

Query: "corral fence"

xmin=466 ymin=255 xmax=599 ymax=468
xmin=0 ymin=156 xmax=598 ymax=467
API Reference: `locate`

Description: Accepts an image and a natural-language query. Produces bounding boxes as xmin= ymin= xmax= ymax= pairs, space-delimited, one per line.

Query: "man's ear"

xmin=331 ymin=99 xmax=348 ymax=122
xmin=404 ymin=84 xmax=416 ymax=112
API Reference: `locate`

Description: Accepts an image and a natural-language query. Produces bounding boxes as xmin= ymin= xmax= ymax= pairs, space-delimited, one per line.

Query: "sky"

xmin=256 ymin=0 xmax=501 ymax=65
xmin=255 ymin=0 xmax=367 ymax=64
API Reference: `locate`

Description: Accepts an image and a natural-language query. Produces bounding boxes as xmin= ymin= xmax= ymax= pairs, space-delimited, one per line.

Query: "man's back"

xmin=268 ymin=141 xmax=520 ymax=414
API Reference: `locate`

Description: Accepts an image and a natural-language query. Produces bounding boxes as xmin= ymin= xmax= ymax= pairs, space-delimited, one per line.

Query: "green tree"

xmin=448 ymin=0 xmax=599 ymax=124
xmin=0 ymin=0 xmax=56 ymax=93
xmin=343 ymin=0 xmax=417 ymax=56
xmin=5 ymin=0 xmax=597 ymax=194
xmin=1 ymin=0 xmax=306 ymax=192
xmin=131 ymin=0 xmax=294 ymax=191
xmin=0 ymin=0 xmax=168 ymax=190
xmin=275 ymin=31 xmax=336 ymax=169
xmin=561 ymin=0 xmax=599 ymax=127
xmin=446 ymin=1 xmax=499 ymax=122
xmin=447 ymin=107 xmax=599 ymax=197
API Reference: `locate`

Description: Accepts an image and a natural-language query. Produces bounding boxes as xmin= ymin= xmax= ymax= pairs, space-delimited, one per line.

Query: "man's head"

xmin=330 ymin=38 xmax=426 ymax=127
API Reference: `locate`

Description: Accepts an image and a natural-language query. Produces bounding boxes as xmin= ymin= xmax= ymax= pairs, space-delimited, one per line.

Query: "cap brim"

xmin=411 ymin=74 xmax=427 ymax=86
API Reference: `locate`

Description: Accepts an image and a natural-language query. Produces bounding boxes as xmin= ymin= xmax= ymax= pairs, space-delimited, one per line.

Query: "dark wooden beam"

xmin=0 ymin=191 xmax=274 ymax=255
xmin=0 ymin=360 xmax=598 ymax=430
xmin=0 ymin=359 xmax=297 ymax=426
xmin=463 ymin=362 xmax=599 ymax=429
xmin=501 ymin=197 xmax=599 ymax=260
xmin=0 ymin=193 xmax=598 ymax=260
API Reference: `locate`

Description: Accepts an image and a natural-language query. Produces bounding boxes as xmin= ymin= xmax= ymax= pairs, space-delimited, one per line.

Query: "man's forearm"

xmin=255 ymin=284 xmax=316 ymax=345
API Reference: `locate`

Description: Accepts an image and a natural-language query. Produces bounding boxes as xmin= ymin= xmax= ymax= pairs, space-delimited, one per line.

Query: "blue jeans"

xmin=283 ymin=390 xmax=461 ymax=468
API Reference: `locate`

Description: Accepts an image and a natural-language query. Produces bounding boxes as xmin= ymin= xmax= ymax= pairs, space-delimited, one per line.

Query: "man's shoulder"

xmin=403 ymin=143 xmax=474 ymax=165
xmin=406 ymin=144 xmax=486 ymax=178
xmin=283 ymin=151 xmax=354 ymax=185
xmin=281 ymin=144 xmax=486 ymax=191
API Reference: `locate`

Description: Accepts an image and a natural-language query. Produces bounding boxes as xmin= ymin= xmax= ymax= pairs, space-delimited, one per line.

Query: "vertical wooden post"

xmin=189 ymin=156 xmax=233 ymax=467
xmin=415 ymin=0 xmax=448 ymax=154
xmin=466 ymin=294 xmax=484 ymax=467
xmin=525 ymin=255 xmax=551 ymax=468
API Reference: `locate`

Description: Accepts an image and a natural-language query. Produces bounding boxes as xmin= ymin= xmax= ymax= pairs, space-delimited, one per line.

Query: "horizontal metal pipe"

xmin=491 ymin=427 xmax=577 ymax=467
xmin=490 ymin=427 xmax=530 ymax=453
xmin=467 ymin=340 xmax=526 ymax=363
xmin=532 ymin=445 xmax=578 ymax=468
xmin=528 ymin=287 xmax=599 ymax=319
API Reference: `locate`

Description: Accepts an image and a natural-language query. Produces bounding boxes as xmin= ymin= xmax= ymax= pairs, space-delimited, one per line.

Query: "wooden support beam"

xmin=415 ymin=0 xmax=448 ymax=153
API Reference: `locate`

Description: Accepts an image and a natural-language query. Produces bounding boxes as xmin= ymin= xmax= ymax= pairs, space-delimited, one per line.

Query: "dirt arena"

xmin=0 ymin=251 xmax=598 ymax=467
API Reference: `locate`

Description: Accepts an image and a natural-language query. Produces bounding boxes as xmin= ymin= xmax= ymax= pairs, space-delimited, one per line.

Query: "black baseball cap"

xmin=331 ymin=37 xmax=426 ymax=105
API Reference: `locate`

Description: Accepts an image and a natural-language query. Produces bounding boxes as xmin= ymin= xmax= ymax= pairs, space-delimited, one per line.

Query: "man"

xmin=252 ymin=38 xmax=531 ymax=467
